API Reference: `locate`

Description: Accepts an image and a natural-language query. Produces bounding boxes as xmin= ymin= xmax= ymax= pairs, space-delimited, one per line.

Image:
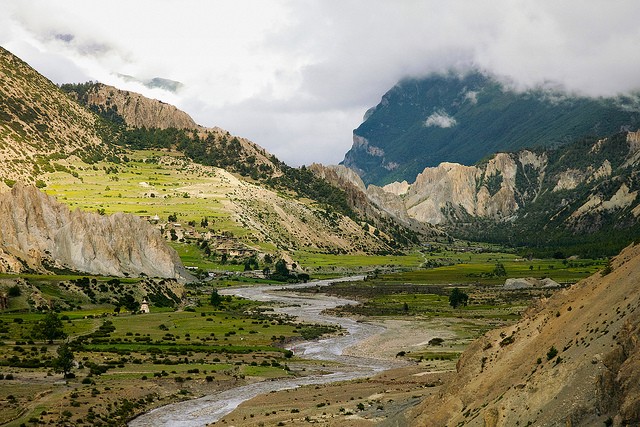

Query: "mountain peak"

xmin=342 ymin=71 xmax=640 ymax=186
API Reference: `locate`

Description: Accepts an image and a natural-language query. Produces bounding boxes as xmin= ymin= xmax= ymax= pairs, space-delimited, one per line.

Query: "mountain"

xmin=0 ymin=183 xmax=191 ymax=281
xmin=308 ymin=163 xmax=439 ymax=242
xmin=342 ymin=71 xmax=640 ymax=185
xmin=334 ymin=130 xmax=640 ymax=256
xmin=62 ymin=81 xmax=279 ymax=179
xmin=0 ymin=46 xmax=416 ymax=261
xmin=117 ymin=74 xmax=184 ymax=93
xmin=59 ymin=82 xmax=419 ymax=255
xmin=387 ymin=242 xmax=640 ymax=426
xmin=0 ymin=47 xmax=118 ymax=185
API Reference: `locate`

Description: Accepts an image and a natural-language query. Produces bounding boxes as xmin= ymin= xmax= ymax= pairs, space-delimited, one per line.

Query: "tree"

xmin=493 ymin=262 xmax=507 ymax=277
xmin=449 ymin=288 xmax=469 ymax=309
xmin=8 ymin=284 xmax=21 ymax=297
xmin=33 ymin=312 xmax=66 ymax=344
xmin=117 ymin=294 xmax=139 ymax=312
xmin=275 ymin=259 xmax=289 ymax=277
xmin=210 ymin=289 xmax=222 ymax=307
xmin=54 ymin=342 xmax=75 ymax=378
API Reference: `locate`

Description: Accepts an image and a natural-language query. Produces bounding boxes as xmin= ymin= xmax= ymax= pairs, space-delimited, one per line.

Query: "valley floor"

xmin=213 ymin=317 xmax=460 ymax=427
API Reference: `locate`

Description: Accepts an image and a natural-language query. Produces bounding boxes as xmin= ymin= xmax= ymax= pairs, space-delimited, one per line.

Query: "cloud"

xmin=1 ymin=0 xmax=640 ymax=166
xmin=425 ymin=111 xmax=457 ymax=128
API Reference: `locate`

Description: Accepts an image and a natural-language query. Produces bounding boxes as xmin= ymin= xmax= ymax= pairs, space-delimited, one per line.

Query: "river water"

xmin=129 ymin=276 xmax=404 ymax=427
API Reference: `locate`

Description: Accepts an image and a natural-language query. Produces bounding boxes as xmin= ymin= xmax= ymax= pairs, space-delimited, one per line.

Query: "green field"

xmin=44 ymin=150 xmax=244 ymax=235
xmin=379 ymin=256 xmax=604 ymax=285
xmin=0 ymin=278 xmax=341 ymax=426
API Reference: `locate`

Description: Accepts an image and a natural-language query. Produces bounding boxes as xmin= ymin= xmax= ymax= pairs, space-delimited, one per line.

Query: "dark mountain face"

xmin=342 ymin=71 xmax=640 ymax=185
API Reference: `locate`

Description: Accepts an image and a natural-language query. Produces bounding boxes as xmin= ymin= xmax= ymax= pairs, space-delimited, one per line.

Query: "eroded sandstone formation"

xmin=0 ymin=183 xmax=191 ymax=281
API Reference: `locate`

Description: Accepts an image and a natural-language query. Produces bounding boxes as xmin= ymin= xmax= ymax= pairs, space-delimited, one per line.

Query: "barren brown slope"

xmin=395 ymin=243 xmax=640 ymax=427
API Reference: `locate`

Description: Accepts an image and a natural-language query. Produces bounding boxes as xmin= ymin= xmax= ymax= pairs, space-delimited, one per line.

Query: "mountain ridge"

xmin=330 ymin=129 xmax=640 ymax=256
xmin=343 ymin=71 xmax=640 ymax=186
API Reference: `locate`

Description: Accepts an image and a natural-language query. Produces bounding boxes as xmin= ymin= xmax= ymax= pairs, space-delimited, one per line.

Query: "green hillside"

xmin=343 ymin=71 xmax=640 ymax=185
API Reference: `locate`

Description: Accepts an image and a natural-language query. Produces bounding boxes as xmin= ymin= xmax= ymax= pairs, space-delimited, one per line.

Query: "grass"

xmin=294 ymin=250 xmax=423 ymax=274
xmin=168 ymin=242 xmax=244 ymax=271
xmin=43 ymin=150 xmax=245 ymax=237
xmin=0 ymin=283 xmax=326 ymax=426
xmin=376 ymin=254 xmax=604 ymax=285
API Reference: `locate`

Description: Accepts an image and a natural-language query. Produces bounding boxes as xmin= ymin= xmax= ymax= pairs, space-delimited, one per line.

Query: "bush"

xmin=546 ymin=346 xmax=558 ymax=360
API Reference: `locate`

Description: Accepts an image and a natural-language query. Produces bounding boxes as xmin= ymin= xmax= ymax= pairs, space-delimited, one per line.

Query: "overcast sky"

xmin=2 ymin=1 xmax=640 ymax=166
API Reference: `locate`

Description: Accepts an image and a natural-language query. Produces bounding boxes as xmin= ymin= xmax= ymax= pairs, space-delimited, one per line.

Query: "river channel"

xmin=129 ymin=276 xmax=405 ymax=427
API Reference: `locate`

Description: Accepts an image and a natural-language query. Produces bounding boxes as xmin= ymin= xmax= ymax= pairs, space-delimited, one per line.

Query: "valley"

xmin=1 ymin=41 xmax=640 ymax=427
xmin=0 ymin=243 xmax=606 ymax=426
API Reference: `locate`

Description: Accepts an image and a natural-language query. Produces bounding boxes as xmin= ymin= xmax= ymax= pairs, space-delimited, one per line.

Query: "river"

xmin=129 ymin=276 xmax=405 ymax=427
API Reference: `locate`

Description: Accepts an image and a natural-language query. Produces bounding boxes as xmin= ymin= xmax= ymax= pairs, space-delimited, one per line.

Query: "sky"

xmin=2 ymin=0 xmax=640 ymax=166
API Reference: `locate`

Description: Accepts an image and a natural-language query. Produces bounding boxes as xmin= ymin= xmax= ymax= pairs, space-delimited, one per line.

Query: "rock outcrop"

xmin=308 ymin=163 xmax=439 ymax=237
xmin=86 ymin=84 xmax=197 ymax=130
xmin=368 ymin=150 xmax=547 ymax=225
xmin=399 ymin=243 xmax=640 ymax=426
xmin=0 ymin=183 xmax=191 ymax=281
xmin=503 ymin=277 xmax=560 ymax=290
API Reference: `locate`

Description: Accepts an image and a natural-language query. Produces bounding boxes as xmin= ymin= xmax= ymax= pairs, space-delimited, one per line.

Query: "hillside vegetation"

xmin=0 ymin=47 xmax=119 ymax=185
xmin=343 ymin=71 xmax=640 ymax=185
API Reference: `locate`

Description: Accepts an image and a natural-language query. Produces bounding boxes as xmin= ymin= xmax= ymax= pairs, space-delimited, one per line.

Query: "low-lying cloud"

xmin=1 ymin=0 xmax=639 ymax=166
xmin=425 ymin=111 xmax=457 ymax=128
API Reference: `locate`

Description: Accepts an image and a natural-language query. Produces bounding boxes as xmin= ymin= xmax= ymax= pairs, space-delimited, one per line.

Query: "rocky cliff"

xmin=86 ymin=83 xmax=197 ymax=130
xmin=395 ymin=242 xmax=640 ymax=426
xmin=339 ymin=130 xmax=640 ymax=255
xmin=308 ymin=163 xmax=439 ymax=239
xmin=0 ymin=183 xmax=191 ymax=281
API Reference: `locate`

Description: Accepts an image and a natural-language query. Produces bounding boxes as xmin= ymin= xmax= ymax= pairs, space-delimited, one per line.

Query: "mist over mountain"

xmin=342 ymin=71 xmax=640 ymax=186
